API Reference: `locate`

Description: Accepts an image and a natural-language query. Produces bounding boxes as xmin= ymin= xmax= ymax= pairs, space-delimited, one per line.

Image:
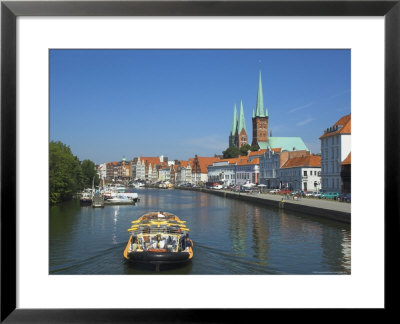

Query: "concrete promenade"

xmin=177 ymin=187 xmax=351 ymax=224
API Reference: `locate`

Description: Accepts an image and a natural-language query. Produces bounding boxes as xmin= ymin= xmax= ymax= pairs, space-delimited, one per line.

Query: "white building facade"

xmin=259 ymin=149 xmax=281 ymax=188
xmin=235 ymin=160 xmax=260 ymax=185
xmin=97 ymin=163 xmax=107 ymax=182
xmin=320 ymin=114 xmax=351 ymax=193
xmin=158 ymin=167 xmax=170 ymax=182
xmin=279 ymin=165 xmax=321 ymax=192
xmin=207 ymin=161 xmax=237 ymax=186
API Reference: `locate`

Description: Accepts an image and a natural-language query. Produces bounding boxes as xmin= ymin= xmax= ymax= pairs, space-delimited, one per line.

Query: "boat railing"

xmin=129 ymin=227 xmax=189 ymax=235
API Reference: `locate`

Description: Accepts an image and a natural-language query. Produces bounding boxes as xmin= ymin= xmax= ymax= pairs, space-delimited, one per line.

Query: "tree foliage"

xmin=81 ymin=159 xmax=100 ymax=189
xmin=49 ymin=141 xmax=98 ymax=205
xmin=222 ymin=146 xmax=240 ymax=159
xmin=223 ymin=144 xmax=260 ymax=158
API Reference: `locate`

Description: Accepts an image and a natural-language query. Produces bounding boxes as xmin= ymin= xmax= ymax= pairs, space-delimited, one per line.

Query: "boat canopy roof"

xmin=128 ymin=212 xmax=189 ymax=235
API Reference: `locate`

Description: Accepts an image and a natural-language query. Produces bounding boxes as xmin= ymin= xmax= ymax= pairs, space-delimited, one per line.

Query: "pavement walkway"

xmin=219 ymin=190 xmax=351 ymax=213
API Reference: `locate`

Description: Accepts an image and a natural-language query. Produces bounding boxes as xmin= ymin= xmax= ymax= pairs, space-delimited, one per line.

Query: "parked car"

xmin=291 ymin=190 xmax=305 ymax=197
xmin=269 ymin=189 xmax=280 ymax=194
xmin=304 ymin=191 xmax=314 ymax=197
xmin=320 ymin=192 xmax=340 ymax=200
xmin=277 ymin=189 xmax=291 ymax=195
xmin=212 ymin=184 xmax=223 ymax=190
xmin=337 ymin=193 xmax=351 ymax=202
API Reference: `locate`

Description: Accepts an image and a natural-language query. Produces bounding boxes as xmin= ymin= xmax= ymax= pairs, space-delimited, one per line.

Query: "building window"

xmin=304 ymin=170 xmax=307 ymax=176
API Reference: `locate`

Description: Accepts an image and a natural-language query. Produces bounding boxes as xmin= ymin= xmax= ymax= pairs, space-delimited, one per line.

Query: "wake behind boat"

xmin=123 ymin=211 xmax=193 ymax=271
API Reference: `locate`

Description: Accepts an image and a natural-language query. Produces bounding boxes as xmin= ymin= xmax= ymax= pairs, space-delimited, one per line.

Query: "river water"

xmin=49 ymin=188 xmax=351 ymax=274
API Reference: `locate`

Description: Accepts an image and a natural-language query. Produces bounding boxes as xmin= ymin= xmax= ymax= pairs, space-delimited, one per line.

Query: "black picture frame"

xmin=1 ymin=0 xmax=398 ymax=321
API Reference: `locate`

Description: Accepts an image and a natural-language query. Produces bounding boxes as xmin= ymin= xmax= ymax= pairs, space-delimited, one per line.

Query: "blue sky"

xmin=50 ymin=49 xmax=350 ymax=164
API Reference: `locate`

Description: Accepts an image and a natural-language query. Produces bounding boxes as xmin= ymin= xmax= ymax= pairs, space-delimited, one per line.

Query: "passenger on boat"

xmin=185 ymin=236 xmax=192 ymax=248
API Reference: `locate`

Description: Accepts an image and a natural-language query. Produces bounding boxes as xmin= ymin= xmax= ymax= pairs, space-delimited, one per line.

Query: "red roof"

xmin=218 ymin=157 xmax=242 ymax=164
xmin=192 ymin=156 xmax=220 ymax=173
xmin=140 ymin=157 xmax=161 ymax=167
xmin=237 ymin=157 xmax=258 ymax=165
xmin=180 ymin=161 xmax=190 ymax=168
xmin=248 ymin=149 xmax=267 ymax=156
xmin=281 ymin=155 xmax=321 ymax=168
xmin=271 ymin=148 xmax=282 ymax=153
xmin=320 ymin=114 xmax=351 ymax=139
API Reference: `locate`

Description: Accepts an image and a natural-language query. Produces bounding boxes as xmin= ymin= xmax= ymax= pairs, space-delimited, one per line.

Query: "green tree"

xmin=49 ymin=141 xmax=83 ymax=205
xmin=81 ymin=159 xmax=100 ymax=188
xmin=250 ymin=144 xmax=259 ymax=151
xmin=239 ymin=144 xmax=252 ymax=156
xmin=222 ymin=146 xmax=240 ymax=159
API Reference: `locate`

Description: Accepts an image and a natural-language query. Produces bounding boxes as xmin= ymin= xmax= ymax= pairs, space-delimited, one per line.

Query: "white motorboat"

xmin=104 ymin=195 xmax=135 ymax=205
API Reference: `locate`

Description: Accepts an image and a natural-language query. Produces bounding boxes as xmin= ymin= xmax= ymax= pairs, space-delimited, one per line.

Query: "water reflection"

xmin=251 ymin=206 xmax=269 ymax=266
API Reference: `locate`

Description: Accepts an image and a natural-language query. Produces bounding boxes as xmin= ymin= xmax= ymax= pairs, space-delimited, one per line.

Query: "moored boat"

xmin=104 ymin=195 xmax=135 ymax=205
xmin=123 ymin=211 xmax=193 ymax=271
xmin=79 ymin=191 xmax=92 ymax=205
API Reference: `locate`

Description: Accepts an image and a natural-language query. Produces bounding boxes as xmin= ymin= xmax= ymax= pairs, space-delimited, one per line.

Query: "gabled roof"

xmin=320 ymin=114 xmax=351 ymax=139
xmin=281 ymin=155 xmax=321 ymax=168
xmin=193 ymin=157 xmax=221 ymax=173
xmin=140 ymin=157 xmax=161 ymax=167
xmin=180 ymin=161 xmax=190 ymax=168
xmin=342 ymin=152 xmax=351 ymax=165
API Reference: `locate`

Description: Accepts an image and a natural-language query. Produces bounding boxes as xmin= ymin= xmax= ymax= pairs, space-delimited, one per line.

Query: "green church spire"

xmin=231 ymin=104 xmax=238 ymax=135
xmin=255 ymin=70 xmax=266 ymax=117
xmin=238 ymin=100 xmax=247 ymax=133
xmin=252 ymin=109 xmax=255 ymax=118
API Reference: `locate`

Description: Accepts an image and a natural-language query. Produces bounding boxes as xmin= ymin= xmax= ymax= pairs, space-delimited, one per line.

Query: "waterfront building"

xmin=278 ymin=155 xmax=321 ymax=192
xmin=190 ymin=155 xmax=220 ymax=184
xmin=97 ymin=163 xmax=107 ymax=182
xmin=319 ymin=114 xmax=351 ymax=193
xmin=341 ymin=152 xmax=351 ymax=193
xmin=105 ymin=161 xmax=118 ymax=181
xmin=133 ymin=158 xmax=145 ymax=181
xmin=177 ymin=161 xmax=192 ymax=184
xmin=133 ymin=156 xmax=167 ymax=182
xmin=235 ymin=157 xmax=260 ymax=185
xmin=117 ymin=157 xmax=131 ymax=181
xmin=259 ymin=148 xmax=311 ymax=188
xmin=169 ymin=164 xmax=179 ymax=183
xmin=158 ymin=166 xmax=170 ymax=182
xmin=207 ymin=157 xmax=242 ymax=186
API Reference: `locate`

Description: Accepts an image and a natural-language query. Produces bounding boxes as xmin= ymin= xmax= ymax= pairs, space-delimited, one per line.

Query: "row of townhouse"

xmin=207 ymin=156 xmax=260 ymax=186
xmin=96 ymin=113 xmax=350 ymax=192
xmin=97 ymin=157 xmax=132 ymax=182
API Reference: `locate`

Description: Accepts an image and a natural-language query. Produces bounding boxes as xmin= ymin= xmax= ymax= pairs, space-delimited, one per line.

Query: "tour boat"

xmin=123 ymin=212 xmax=194 ymax=271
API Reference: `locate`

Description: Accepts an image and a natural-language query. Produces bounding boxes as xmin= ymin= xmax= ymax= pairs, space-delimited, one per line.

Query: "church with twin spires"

xmin=229 ymin=71 xmax=308 ymax=152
